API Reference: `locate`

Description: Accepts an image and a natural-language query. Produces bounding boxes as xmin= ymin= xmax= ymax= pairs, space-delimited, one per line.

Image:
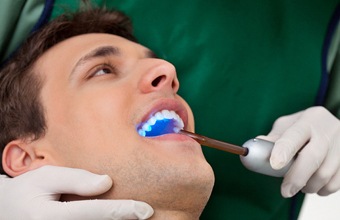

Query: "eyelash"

xmin=89 ymin=62 xmax=118 ymax=78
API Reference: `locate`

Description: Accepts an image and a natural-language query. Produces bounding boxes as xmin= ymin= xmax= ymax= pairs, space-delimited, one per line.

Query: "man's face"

xmin=34 ymin=33 xmax=214 ymax=207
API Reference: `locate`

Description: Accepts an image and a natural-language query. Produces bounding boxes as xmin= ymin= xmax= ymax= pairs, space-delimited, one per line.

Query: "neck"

xmin=149 ymin=209 xmax=200 ymax=220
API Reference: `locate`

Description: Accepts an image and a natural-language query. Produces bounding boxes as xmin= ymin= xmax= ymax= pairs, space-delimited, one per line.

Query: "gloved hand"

xmin=0 ymin=165 xmax=154 ymax=220
xmin=259 ymin=106 xmax=340 ymax=198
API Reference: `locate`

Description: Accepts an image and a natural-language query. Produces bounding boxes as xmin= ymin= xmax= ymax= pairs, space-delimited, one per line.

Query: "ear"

xmin=2 ymin=140 xmax=46 ymax=177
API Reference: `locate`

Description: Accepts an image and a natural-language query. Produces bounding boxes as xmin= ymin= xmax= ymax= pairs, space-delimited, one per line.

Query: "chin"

xmin=193 ymin=164 xmax=215 ymax=212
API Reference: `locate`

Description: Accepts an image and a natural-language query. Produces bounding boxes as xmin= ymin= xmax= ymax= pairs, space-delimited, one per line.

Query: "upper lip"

xmin=138 ymin=98 xmax=188 ymax=131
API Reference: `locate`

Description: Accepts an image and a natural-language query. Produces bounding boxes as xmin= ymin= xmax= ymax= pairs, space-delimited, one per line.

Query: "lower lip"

xmin=144 ymin=132 xmax=198 ymax=144
xmin=141 ymin=133 xmax=204 ymax=156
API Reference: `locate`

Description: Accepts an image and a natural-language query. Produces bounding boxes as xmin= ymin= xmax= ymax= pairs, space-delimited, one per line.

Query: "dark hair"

xmin=0 ymin=5 xmax=136 ymax=174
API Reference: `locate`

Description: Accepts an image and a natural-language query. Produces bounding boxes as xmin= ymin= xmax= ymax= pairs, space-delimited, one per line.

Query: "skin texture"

xmin=5 ymin=33 xmax=214 ymax=219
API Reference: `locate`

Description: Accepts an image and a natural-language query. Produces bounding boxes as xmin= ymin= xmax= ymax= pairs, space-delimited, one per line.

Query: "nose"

xmin=138 ymin=59 xmax=179 ymax=94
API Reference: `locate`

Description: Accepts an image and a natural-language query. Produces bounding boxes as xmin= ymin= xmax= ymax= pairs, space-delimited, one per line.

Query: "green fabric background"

xmin=0 ymin=0 xmax=44 ymax=63
xmin=1 ymin=0 xmax=339 ymax=219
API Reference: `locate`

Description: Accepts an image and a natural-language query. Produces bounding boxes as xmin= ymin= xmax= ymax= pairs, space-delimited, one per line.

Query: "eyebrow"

xmin=70 ymin=46 xmax=121 ymax=77
xmin=146 ymin=50 xmax=158 ymax=59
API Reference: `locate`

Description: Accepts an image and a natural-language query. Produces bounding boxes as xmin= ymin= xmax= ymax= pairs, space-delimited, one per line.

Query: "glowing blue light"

xmin=144 ymin=119 xmax=177 ymax=137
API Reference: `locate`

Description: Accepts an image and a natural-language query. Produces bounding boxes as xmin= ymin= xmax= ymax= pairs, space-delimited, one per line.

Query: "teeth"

xmin=138 ymin=129 xmax=146 ymax=137
xmin=138 ymin=110 xmax=184 ymax=136
xmin=162 ymin=110 xmax=172 ymax=119
xmin=148 ymin=117 xmax=157 ymax=126
xmin=142 ymin=123 xmax=152 ymax=131
xmin=173 ymin=127 xmax=181 ymax=133
xmin=155 ymin=112 xmax=164 ymax=120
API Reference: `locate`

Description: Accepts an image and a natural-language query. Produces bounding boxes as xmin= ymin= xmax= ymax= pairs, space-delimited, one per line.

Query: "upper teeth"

xmin=138 ymin=110 xmax=184 ymax=136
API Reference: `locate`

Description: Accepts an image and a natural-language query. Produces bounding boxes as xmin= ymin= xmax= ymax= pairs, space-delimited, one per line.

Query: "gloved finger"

xmin=27 ymin=166 xmax=113 ymax=196
xmin=256 ymin=112 xmax=303 ymax=143
xmin=270 ymin=121 xmax=311 ymax=170
xmin=41 ymin=200 xmax=154 ymax=220
xmin=0 ymin=174 xmax=10 ymax=184
xmin=318 ymin=166 xmax=340 ymax=196
xmin=280 ymin=140 xmax=327 ymax=197
xmin=266 ymin=111 xmax=303 ymax=138
xmin=255 ymin=135 xmax=278 ymax=143
xmin=301 ymin=147 xmax=340 ymax=194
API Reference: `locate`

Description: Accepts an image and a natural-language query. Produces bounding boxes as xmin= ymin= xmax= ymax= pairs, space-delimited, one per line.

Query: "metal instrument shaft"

xmin=179 ymin=130 xmax=248 ymax=156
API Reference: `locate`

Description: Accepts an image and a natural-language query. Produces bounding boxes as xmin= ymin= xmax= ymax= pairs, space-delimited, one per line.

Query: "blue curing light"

xmin=143 ymin=119 xmax=177 ymax=137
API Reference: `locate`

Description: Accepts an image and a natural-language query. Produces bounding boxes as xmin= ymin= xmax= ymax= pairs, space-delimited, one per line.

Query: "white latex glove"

xmin=259 ymin=106 xmax=340 ymax=198
xmin=0 ymin=165 xmax=154 ymax=220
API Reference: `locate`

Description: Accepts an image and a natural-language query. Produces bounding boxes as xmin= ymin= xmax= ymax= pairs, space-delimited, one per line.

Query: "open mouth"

xmin=137 ymin=110 xmax=184 ymax=137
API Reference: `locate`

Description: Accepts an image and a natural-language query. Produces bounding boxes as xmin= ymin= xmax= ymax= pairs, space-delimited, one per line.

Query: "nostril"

xmin=172 ymin=80 xmax=177 ymax=90
xmin=152 ymin=75 xmax=165 ymax=87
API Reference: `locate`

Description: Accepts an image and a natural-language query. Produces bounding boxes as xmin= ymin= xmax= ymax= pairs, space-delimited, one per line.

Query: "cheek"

xmin=43 ymin=89 xmax=136 ymax=169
